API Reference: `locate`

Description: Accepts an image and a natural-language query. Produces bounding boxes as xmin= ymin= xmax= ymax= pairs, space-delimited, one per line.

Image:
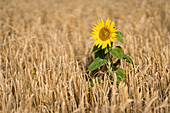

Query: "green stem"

xmin=108 ymin=52 xmax=112 ymax=74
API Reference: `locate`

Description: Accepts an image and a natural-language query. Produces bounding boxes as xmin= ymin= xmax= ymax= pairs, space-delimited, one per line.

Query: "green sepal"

xmin=105 ymin=47 xmax=111 ymax=54
xmin=105 ymin=42 xmax=113 ymax=54
xmin=116 ymin=31 xmax=124 ymax=44
xmin=110 ymin=46 xmax=123 ymax=59
xmin=87 ymin=57 xmax=106 ymax=72
xmin=123 ymin=54 xmax=135 ymax=67
xmin=105 ymin=47 xmax=109 ymax=54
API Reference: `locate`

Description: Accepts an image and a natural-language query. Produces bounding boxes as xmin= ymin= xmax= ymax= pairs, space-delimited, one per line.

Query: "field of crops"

xmin=0 ymin=0 xmax=169 ymax=112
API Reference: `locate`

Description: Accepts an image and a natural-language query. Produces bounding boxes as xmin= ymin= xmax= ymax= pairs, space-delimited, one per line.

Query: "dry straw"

xmin=0 ymin=0 xmax=169 ymax=113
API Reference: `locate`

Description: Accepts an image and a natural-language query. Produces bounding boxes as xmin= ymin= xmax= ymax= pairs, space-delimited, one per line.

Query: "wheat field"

xmin=0 ymin=0 xmax=169 ymax=112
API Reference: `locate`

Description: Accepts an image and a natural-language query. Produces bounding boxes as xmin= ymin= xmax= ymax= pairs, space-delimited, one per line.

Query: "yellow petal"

xmin=108 ymin=42 xmax=111 ymax=47
xmin=98 ymin=42 xmax=102 ymax=47
xmin=97 ymin=19 xmax=102 ymax=26
xmin=102 ymin=42 xmax=107 ymax=49
xmin=92 ymin=31 xmax=98 ymax=34
xmin=110 ymin=21 xmax=115 ymax=28
xmin=94 ymin=24 xmax=98 ymax=27
xmin=101 ymin=18 xmax=104 ymax=26
xmin=94 ymin=40 xmax=100 ymax=45
xmin=111 ymin=33 xmax=117 ymax=38
xmin=110 ymin=38 xmax=115 ymax=42
xmin=106 ymin=18 xmax=111 ymax=28
xmin=92 ymin=27 xmax=99 ymax=31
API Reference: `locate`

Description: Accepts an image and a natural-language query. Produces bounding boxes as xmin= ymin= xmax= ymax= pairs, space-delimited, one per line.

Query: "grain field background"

xmin=0 ymin=0 xmax=169 ymax=112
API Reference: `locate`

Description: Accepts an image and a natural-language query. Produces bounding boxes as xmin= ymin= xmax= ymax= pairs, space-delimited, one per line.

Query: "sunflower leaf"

xmin=115 ymin=68 xmax=125 ymax=84
xmin=87 ymin=57 xmax=106 ymax=72
xmin=123 ymin=54 xmax=135 ymax=67
xmin=89 ymin=45 xmax=101 ymax=56
xmin=116 ymin=31 xmax=124 ymax=44
xmin=110 ymin=46 xmax=123 ymax=59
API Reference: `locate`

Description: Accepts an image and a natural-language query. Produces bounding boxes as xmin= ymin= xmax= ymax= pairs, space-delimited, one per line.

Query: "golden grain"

xmin=0 ymin=0 xmax=169 ymax=112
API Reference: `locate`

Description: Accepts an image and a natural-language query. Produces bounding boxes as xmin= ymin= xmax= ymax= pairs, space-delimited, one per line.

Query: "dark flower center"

xmin=99 ymin=27 xmax=110 ymax=41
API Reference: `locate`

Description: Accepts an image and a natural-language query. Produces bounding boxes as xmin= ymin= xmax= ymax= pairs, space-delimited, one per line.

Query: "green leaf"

xmin=115 ymin=68 xmax=125 ymax=78
xmin=87 ymin=57 xmax=106 ymax=72
xmin=115 ymin=68 xmax=125 ymax=84
xmin=89 ymin=45 xmax=101 ymax=56
xmin=110 ymin=46 xmax=123 ymax=59
xmin=123 ymin=54 xmax=135 ymax=67
xmin=116 ymin=31 xmax=124 ymax=44
xmin=95 ymin=49 xmax=106 ymax=59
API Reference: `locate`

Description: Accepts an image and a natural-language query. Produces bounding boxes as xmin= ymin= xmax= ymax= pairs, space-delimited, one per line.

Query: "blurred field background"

xmin=0 ymin=0 xmax=169 ymax=112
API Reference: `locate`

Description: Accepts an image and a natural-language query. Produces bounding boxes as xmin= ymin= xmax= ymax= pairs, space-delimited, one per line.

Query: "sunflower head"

xmin=90 ymin=18 xmax=118 ymax=49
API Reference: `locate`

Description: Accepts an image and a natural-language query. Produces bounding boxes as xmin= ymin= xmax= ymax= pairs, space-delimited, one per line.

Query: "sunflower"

xmin=90 ymin=18 xmax=118 ymax=49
